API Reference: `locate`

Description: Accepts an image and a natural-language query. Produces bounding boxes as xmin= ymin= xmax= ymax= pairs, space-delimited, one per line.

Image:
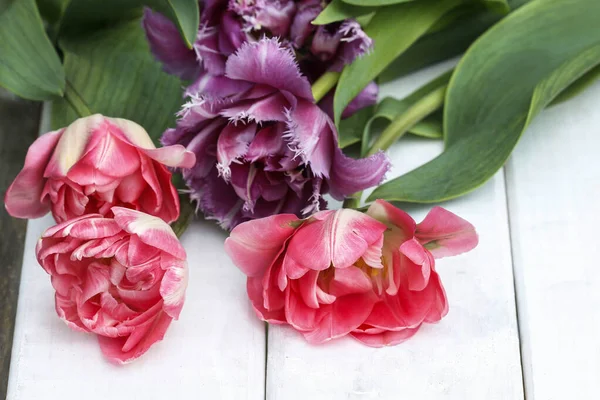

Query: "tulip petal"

xmin=220 ymin=93 xmax=289 ymax=124
xmin=286 ymin=209 xmax=387 ymax=270
xmin=225 ymin=37 xmax=314 ymax=101
xmin=416 ymin=206 xmax=479 ymax=259
xmin=216 ymin=123 xmax=256 ymax=179
xmin=97 ymin=310 xmax=173 ymax=364
xmin=4 ymin=129 xmax=63 ymax=218
xmin=225 ymin=213 xmax=300 ymax=277
xmin=284 ymin=99 xmax=334 ymax=178
xmin=328 ymin=266 xmax=373 ymax=297
xmin=351 ymin=326 xmax=420 ymax=347
xmin=399 ymin=238 xmax=433 ymax=292
xmin=328 ymin=148 xmax=390 ymax=200
xmin=185 ymin=71 xmax=252 ymax=98
xmin=247 ymin=276 xmax=286 ymax=324
xmin=142 ymin=8 xmax=199 ymax=80
xmin=141 ymin=146 xmax=197 ymax=169
xmin=112 ymin=207 xmax=186 ymax=260
xmin=160 ymin=260 xmax=189 ymax=319
xmin=302 ymin=292 xmax=377 ymax=344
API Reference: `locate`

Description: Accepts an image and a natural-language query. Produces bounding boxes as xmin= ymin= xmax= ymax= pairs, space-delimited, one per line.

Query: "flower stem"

xmin=171 ymin=195 xmax=195 ymax=238
xmin=342 ymin=84 xmax=447 ymax=210
xmin=366 ymin=84 xmax=447 ymax=156
xmin=64 ymin=80 xmax=92 ymax=118
xmin=311 ymin=71 xmax=340 ymax=103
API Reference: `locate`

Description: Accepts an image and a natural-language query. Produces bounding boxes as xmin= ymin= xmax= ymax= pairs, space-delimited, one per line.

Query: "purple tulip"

xmin=162 ymin=38 xmax=390 ymax=229
xmin=143 ymin=1 xmax=376 ymax=116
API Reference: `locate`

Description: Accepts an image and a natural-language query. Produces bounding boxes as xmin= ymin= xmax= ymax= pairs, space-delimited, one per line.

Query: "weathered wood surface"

xmin=0 ymin=89 xmax=41 ymax=400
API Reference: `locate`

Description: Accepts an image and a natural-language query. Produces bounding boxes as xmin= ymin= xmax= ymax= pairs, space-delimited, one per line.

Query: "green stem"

xmin=366 ymin=84 xmax=447 ymax=156
xmin=171 ymin=195 xmax=195 ymax=238
xmin=64 ymin=80 xmax=92 ymax=117
xmin=311 ymin=71 xmax=340 ymax=102
xmin=342 ymin=84 xmax=447 ymax=209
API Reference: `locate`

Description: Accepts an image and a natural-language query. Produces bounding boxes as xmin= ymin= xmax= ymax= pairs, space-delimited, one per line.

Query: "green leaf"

xmin=338 ymin=106 xmax=375 ymax=149
xmin=52 ymin=19 xmax=182 ymax=141
xmin=379 ymin=9 xmax=500 ymax=83
xmin=333 ymin=0 xmax=462 ymax=125
xmin=59 ymin=0 xmax=198 ymax=48
xmin=368 ymin=0 xmax=600 ymax=204
xmin=484 ymin=0 xmax=510 ymax=13
xmin=550 ymin=63 xmax=600 ymax=106
xmin=313 ymin=0 xmax=375 ymax=25
xmin=0 ymin=0 xmax=65 ymax=100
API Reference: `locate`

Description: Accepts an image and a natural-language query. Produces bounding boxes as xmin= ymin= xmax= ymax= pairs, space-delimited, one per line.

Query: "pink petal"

xmin=328 ymin=266 xmax=373 ymax=297
xmin=224 ymin=214 xmax=300 ymax=277
xmin=112 ymin=207 xmax=186 ymax=260
xmin=141 ymin=146 xmax=196 ymax=169
xmin=286 ymin=209 xmax=387 ymax=271
xmin=298 ymin=270 xmax=320 ymax=309
xmin=351 ymin=326 xmax=420 ymax=347
xmin=285 ymin=287 xmax=319 ymax=331
xmin=4 ymin=129 xmax=63 ymax=218
xmin=97 ymin=310 xmax=173 ymax=364
xmin=247 ymin=276 xmax=286 ymax=324
xmin=416 ymin=206 xmax=479 ymax=259
xmin=160 ymin=261 xmax=189 ymax=319
xmin=399 ymin=239 xmax=433 ymax=292
xmin=302 ymin=292 xmax=377 ymax=344
xmin=225 ymin=37 xmax=314 ymax=101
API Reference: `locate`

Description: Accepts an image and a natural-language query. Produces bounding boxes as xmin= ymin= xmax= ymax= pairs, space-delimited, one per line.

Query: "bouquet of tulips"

xmin=2 ymin=0 xmax=598 ymax=363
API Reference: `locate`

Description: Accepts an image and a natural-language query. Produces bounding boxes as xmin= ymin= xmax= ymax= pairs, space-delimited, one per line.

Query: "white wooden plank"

xmin=7 ymin=107 xmax=265 ymax=400
xmin=266 ymin=63 xmax=524 ymax=400
xmin=505 ymin=80 xmax=600 ymax=400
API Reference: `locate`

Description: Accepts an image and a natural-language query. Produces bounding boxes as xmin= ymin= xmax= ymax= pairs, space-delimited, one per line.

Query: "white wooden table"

xmin=7 ymin=63 xmax=600 ymax=400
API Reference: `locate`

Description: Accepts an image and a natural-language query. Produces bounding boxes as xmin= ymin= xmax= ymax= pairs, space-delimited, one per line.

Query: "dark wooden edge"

xmin=0 ymin=89 xmax=42 ymax=399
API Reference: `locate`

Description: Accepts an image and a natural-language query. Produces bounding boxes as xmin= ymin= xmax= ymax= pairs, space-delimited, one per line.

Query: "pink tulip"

xmin=35 ymin=207 xmax=188 ymax=364
xmin=5 ymin=114 xmax=196 ymax=223
xmin=225 ymin=200 xmax=478 ymax=346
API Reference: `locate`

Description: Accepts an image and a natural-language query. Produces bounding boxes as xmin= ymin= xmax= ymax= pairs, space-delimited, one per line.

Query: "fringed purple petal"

xmin=246 ymin=125 xmax=285 ymax=162
xmin=331 ymin=20 xmax=374 ymax=71
xmin=225 ymin=37 xmax=314 ymax=101
xmin=142 ymin=8 xmax=200 ymax=80
xmin=285 ymin=99 xmax=334 ymax=178
xmin=220 ymin=93 xmax=289 ymax=123
xmin=216 ymin=123 xmax=257 ymax=180
xmin=328 ymin=149 xmax=391 ymax=200
xmin=290 ymin=0 xmax=322 ymax=47
xmin=185 ymin=71 xmax=252 ymax=98
xmin=311 ymin=25 xmax=343 ymax=62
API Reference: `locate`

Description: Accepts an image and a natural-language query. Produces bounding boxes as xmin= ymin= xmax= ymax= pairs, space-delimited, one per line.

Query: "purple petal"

xmin=185 ymin=71 xmax=252 ymax=98
xmin=285 ymin=99 xmax=334 ymax=178
xmin=331 ymin=20 xmax=374 ymax=71
xmin=220 ymin=93 xmax=289 ymax=123
xmin=245 ymin=125 xmax=285 ymax=162
xmin=142 ymin=8 xmax=200 ymax=80
xmin=290 ymin=0 xmax=322 ymax=47
xmin=253 ymin=1 xmax=296 ymax=36
xmin=342 ymin=81 xmax=378 ymax=118
xmin=225 ymin=37 xmax=314 ymax=101
xmin=194 ymin=24 xmax=227 ymax=75
xmin=216 ymin=123 xmax=257 ymax=179
xmin=319 ymin=80 xmax=379 ymax=120
xmin=311 ymin=25 xmax=343 ymax=62
xmin=328 ymin=149 xmax=390 ymax=200
xmin=218 ymin=11 xmax=248 ymax=54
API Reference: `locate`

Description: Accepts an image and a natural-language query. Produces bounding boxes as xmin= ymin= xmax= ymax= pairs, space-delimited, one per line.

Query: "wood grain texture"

xmin=0 ymin=89 xmax=41 ymax=400
xmin=7 ymin=106 xmax=266 ymax=400
xmin=505 ymin=79 xmax=600 ymax=400
xmin=266 ymin=63 xmax=525 ymax=400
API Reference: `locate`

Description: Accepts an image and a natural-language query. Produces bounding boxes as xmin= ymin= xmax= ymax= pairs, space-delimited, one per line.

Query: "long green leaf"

xmin=52 ymin=19 xmax=182 ymax=141
xmin=0 ymin=0 xmax=65 ymax=100
xmin=313 ymin=0 xmax=375 ymax=25
xmin=59 ymin=0 xmax=198 ymax=48
xmin=368 ymin=0 xmax=600 ymax=203
xmin=333 ymin=0 xmax=462 ymax=125
xmin=379 ymin=10 xmax=499 ymax=83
